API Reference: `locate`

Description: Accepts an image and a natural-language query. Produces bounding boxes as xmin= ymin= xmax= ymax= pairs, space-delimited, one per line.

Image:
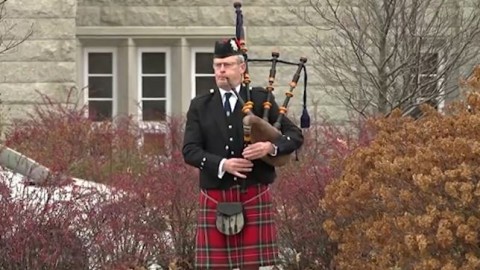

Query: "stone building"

xmin=1 ymin=0 xmax=479 ymax=134
xmin=0 ymin=0 xmax=319 ymax=130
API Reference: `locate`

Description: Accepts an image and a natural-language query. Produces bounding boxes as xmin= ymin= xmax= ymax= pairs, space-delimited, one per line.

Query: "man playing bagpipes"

xmin=182 ymin=37 xmax=304 ymax=270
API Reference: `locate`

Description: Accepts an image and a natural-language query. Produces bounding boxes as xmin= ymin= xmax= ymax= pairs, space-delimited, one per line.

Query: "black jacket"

xmin=182 ymin=86 xmax=303 ymax=189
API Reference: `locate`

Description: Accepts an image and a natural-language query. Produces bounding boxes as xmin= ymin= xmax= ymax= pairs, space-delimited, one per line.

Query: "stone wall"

xmin=0 ymin=0 xmax=78 ymax=125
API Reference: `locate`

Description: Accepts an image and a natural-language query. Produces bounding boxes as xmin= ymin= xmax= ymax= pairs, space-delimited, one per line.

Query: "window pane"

xmin=142 ymin=77 xmax=166 ymax=98
xmin=142 ymin=100 xmax=166 ymax=121
xmin=195 ymin=77 xmax=216 ymax=96
xmin=418 ymin=75 xmax=437 ymax=95
xmin=420 ymin=53 xmax=438 ymax=74
xmin=142 ymin=52 xmax=165 ymax=74
xmin=88 ymin=77 xmax=112 ymax=98
xmin=416 ymin=75 xmax=438 ymax=108
xmin=88 ymin=53 xmax=112 ymax=74
xmin=89 ymin=101 xmax=112 ymax=121
xmin=196 ymin=52 xmax=214 ymax=74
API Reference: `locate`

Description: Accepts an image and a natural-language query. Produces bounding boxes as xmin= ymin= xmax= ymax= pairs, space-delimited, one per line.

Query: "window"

xmin=84 ymin=48 xmax=117 ymax=121
xmin=192 ymin=48 xmax=216 ymax=98
xmin=137 ymin=48 xmax=171 ymax=153
xmin=418 ymin=53 xmax=439 ymax=95
xmin=416 ymin=52 xmax=444 ymax=109
xmin=78 ymin=25 xmax=237 ymax=155
xmin=138 ymin=48 xmax=170 ymax=122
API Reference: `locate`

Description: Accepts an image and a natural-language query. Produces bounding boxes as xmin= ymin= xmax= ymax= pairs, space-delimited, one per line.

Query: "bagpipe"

xmin=230 ymin=1 xmax=310 ymax=167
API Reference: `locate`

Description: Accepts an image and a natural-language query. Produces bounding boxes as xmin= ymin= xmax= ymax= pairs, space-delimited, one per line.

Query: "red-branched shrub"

xmin=0 ymin=174 xmax=88 ymax=269
xmin=1 ymin=89 xmax=199 ymax=268
xmin=81 ymin=153 xmax=198 ymax=268
xmin=0 ymin=159 xmax=198 ymax=269
xmin=3 ymin=89 xmax=162 ymax=183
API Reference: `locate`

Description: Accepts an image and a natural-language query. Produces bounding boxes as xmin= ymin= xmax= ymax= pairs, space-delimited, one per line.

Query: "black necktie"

xmin=224 ymin=92 xmax=233 ymax=116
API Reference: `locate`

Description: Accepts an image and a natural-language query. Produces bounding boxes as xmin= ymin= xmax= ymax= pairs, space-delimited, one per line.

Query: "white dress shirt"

xmin=219 ymin=86 xmax=240 ymax=114
xmin=217 ymin=85 xmax=240 ymax=178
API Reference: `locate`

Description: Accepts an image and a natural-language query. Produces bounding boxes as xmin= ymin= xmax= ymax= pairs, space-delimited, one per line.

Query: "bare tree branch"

xmin=0 ymin=0 xmax=32 ymax=56
xmin=294 ymin=0 xmax=480 ymax=117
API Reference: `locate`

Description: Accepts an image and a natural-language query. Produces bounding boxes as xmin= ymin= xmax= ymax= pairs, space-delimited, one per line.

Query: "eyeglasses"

xmin=213 ymin=61 xmax=239 ymax=70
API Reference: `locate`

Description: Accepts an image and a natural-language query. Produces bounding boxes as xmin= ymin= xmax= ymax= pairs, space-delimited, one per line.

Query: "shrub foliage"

xmin=323 ymin=102 xmax=480 ymax=269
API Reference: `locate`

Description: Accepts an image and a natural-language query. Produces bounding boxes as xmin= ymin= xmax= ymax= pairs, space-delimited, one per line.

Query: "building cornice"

xmin=76 ymin=26 xmax=237 ymax=38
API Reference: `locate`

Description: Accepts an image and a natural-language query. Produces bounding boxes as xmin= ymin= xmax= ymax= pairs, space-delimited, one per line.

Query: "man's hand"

xmin=222 ymin=158 xmax=254 ymax=179
xmin=242 ymin=142 xmax=275 ymax=160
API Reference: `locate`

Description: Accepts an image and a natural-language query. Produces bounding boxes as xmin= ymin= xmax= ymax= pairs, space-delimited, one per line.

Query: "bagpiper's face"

xmin=213 ymin=55 xmax=246 ymax=89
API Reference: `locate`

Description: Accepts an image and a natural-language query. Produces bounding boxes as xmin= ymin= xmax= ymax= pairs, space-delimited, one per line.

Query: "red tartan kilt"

xmin=195 ymin=183 xmax=279 ymax=269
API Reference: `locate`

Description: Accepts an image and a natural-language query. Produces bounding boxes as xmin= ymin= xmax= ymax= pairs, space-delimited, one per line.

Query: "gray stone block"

xmin=2 ymin=18 xmax=75 ymax=40
xmin=0 ymin=62 xmax=76 ymax=84
xmin=99 ymin=6 xmax=169 ymax=26
xmin=76 ymin=6 xmax=101 ymax=26
xmin=0 ymin=83 xmax=78 ymax=104
xmin=243 ymin=7 xmax=305 ymax=26
xmin=0 ymin=40 xmax=75 ymax=62
xmin=167 ymin=7 xmax=199 ymax=26
xmin=5 ymin=0 xmax=76 ymax=18
xmin=197 ymin=6 xmax=236 ymax=26
xmin=247 ymin=26 xmax=315 ymax=46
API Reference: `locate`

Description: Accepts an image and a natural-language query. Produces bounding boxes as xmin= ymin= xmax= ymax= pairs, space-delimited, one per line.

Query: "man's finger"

xmin=235 ymin=159 xmax=253 ymax=166
xmin=236 ymin=167 xmax=252 ymax=172
xmin=243 ymin=149 xmax=264 ymax=159
xmin=236 ymin=162 xmax=253 ymax=168
xmin=233 ymin=171 xmax=247 ymax=178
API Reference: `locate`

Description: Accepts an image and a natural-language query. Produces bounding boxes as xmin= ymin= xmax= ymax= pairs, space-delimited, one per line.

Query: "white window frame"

xmin=83 ymin=47 xmax=118 ymax=120
xmin=137 ymin=47 xmax=171 ymax=124
xmin=137 ymin=47 xmax=172 ymax=154
xmin=417 ymin=51 xmax=445 ymax=111
xmin=435 ymin=51 xmax=445 ymax=111
xmin=191 ymin=47 xmax=215 ymax=99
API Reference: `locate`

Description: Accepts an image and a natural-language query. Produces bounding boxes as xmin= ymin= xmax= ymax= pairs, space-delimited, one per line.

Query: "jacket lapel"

xmin=211 ymin=89 xmax=229 ymax=141
xmin=210 ymin=86 xmax=249 ymax=142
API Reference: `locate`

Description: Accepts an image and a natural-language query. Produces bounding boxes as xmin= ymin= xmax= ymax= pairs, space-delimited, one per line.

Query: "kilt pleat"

xmin=195 ymin=183 xmax=279 ymax=269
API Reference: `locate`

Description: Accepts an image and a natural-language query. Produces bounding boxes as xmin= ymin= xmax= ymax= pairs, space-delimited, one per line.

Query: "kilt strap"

xmin=200 ymin=186 xmax=270 ymax=206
